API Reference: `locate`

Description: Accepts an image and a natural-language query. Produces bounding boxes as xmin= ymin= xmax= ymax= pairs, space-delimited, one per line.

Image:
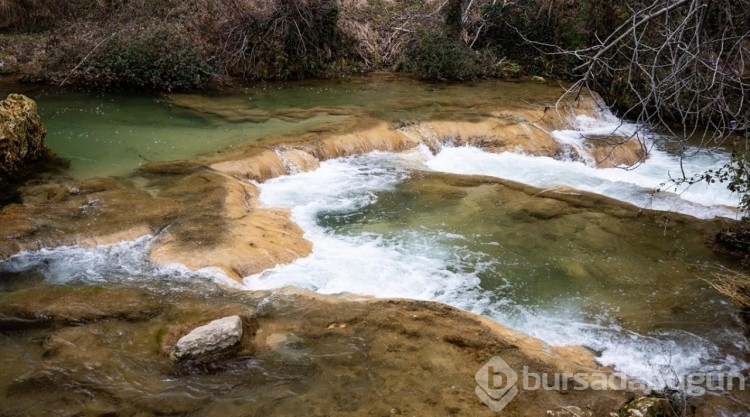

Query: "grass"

xmin=706 ymin=267 xmax=750 ymax=308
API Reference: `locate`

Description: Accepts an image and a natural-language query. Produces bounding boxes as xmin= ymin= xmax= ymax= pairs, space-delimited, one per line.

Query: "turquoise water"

xmin=32 ymin=92 xmax=338 ymax=178
xmin=0 ymin=76 xmax=561 ymax=178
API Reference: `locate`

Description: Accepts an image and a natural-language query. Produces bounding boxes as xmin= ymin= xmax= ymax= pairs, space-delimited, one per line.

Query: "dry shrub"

xmin=337 ymin=19 xmax=381 ymax=69
xmin=0 ymin=0 xmax=102 ymax=31
xmin=0 ymin=0 xmax=24 ymax=29
xmin=707 ymin=267 xmax=750 ymax=308
xmin=215 ymin=0 xmax=345 ymax=79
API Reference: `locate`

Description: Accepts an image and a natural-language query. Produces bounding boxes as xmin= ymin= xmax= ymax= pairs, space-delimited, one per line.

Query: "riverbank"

xmin=1 ymin=0 xmax=634 ymax=91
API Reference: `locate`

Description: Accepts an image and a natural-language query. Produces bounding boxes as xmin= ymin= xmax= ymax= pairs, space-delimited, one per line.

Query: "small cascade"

xmin=243 ymin=144 xmax=746 ymax=396
xmin=548 ymin=107 xmax=645 ymax=168
xmin=275 ymin=148 xmax=320 ymax=175
xmin=552 ymin=130 xmax=598 ymax=166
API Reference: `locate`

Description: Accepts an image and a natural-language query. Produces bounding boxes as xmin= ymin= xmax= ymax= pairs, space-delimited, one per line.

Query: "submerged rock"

xmin=0 ymin=285 xmax=163 ymax=330
xmin=618 ymin=396 xmax=677 ymax=417
xmin=2 ymin=284 xmax=746 ymax=416
xmin=171 ymin=315 xmax=244 ymax=361
xmin=0 ymin=93 xmax=48 ymax=178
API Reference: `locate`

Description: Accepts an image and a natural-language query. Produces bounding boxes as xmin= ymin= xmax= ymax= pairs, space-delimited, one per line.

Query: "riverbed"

xmin=1 ymin=76 xmax=747 ymax=415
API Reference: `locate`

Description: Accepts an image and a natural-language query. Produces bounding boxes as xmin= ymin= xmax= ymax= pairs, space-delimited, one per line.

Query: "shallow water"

xmin=1 ymin=77 xmax=748 ymax=415
xmin=1 ymin=76 xmax=563 ymax=178
xmin=33 ymin=92 xmax=344 ymax=178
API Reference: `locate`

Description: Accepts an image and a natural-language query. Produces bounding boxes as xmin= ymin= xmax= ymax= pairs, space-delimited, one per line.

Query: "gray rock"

xmin=171 ymin=315 xmax=243 ymax=361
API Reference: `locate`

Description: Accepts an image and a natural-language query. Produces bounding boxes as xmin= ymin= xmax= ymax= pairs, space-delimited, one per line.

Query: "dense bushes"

xmin=28 ymin=0 xmax=350 ymax=87
xmin=403 ymin=31 xmax=489 ymax=81
xmin=218 ymin=0 xmax=345 ymax=80
xmin=1 ymin=0 xmax=746 ymax=97
xmin=49 ymin=27 xmax=208 ymax=91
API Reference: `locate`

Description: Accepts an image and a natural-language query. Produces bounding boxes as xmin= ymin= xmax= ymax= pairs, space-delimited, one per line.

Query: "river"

xmin=1 ymin=76 xmax=747 ymax=415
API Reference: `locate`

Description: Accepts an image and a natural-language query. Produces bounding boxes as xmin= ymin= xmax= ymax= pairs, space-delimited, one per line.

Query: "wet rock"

xmin=137 ymin=160 xmax=209 ymax=176
xmin=0 ymin=176 xmax=179 ymax=255
xmin=0 ymin=93 xmax=48 ymax=178
xmin=206 ymin=94 xmax=645 ymax=184
xmin=171 ymin=315 xmax=244 ymax=361
xmin=405 ymin=118 xmax=560 ymax=157
xmin=618 ymin=396 xmax=677 ymax=417
xmin=147 ymin=171 xmax=311 ymax=280
xmin=209 ymin=119 xmax=419 ymax=181
xmin=0 ymin=169 xmax=311 ymax=280
xmin=546 ymin=406 xmax=592 ymax=416
xmin=134 ymin=393 xmax=207 ymax=416
xmin=0 ymin=284 xmax=686 ymax=417
xmin=0 ymin=285 xmax=163 ymax=330
xmin=587 ymin=135 xmax=646 ymax=168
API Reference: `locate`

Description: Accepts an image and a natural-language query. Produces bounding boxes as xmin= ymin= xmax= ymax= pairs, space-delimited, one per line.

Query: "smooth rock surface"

xmin=0 ymin=168 xmax=311 ymax=280
xmin=171 ymin=315 xmax=243 ymax=361
xmin=1 ymin=285 xmax=745 ymax=416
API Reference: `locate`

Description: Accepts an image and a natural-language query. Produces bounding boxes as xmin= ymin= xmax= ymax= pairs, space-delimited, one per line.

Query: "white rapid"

xmin=427 ymin=111 xmax=738 ymax=220
xmin=242 ymin=116 xmax=746 ymax=387
xmin=0 ymin=236 xmax=237 ymax=289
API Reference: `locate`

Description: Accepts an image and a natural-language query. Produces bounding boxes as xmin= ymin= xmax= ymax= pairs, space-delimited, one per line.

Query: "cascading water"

xmin=1 ymin=79 xmax=747 ymax=414
xmin=242 ymin=113 xmax=746 ymax=389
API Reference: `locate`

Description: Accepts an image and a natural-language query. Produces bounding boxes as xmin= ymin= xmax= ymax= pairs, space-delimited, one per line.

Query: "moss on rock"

xmin=0 ymin=93 xmax=48 ymax=178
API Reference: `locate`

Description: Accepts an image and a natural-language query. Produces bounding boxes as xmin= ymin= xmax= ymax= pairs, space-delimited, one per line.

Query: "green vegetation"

xmin=44 ymin=27 xmax=208 ymax=91
xmin=704 ymin=145 xmax=750 ymax=216
xmin=0 ymin=0 xmax=627 ymax=86
xmin=403 ymin=31 xmax=491 ymax=81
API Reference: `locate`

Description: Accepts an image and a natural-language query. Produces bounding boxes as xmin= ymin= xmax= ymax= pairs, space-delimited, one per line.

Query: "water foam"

xmin=426 ymin=146 xmax=737 ymax=219
xmin=245 ymin=151 xmax=482 ymax=302
xmin=0 ymin=236 xmax=237 ymax=288
xmin=422 ymin=109 xmax=739 ymax=219
xmin=246 ymin=147 xmax=747 ymax=387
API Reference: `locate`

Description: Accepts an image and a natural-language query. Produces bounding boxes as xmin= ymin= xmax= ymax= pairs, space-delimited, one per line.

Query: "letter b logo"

xmin=475 ymin=356 xmax=519 ymax=412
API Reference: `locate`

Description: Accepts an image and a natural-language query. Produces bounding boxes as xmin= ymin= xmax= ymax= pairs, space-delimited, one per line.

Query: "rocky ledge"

xmin=1 ymin=284 xmax=743 ymax=416
xmin=0 ymin=162 xmax=311 ymax=280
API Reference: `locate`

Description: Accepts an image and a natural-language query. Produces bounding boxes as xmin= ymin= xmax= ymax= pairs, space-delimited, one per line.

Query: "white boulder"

xmin=171 ymin=315 xmax=243 ymax=361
